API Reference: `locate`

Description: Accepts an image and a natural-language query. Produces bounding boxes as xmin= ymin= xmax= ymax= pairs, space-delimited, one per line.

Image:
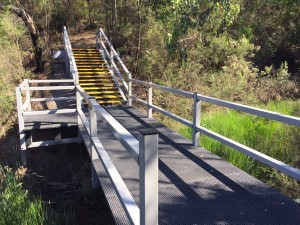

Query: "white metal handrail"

xmin=63 ymin=26 xmax=78 ymax=83
xmin=75 ymin=84 xmax=157 ymax=225
xmin=16 ymin=79 xmax=79 ymax=166
xmin=97 ymin=28 xmax=132 ymax=105
xmin=129 ymin=78 xmax=300 ymax=182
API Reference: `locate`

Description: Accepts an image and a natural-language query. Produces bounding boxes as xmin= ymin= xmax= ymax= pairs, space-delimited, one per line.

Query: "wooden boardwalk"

xmin=80 ymin=105 xmax=300 ymax=225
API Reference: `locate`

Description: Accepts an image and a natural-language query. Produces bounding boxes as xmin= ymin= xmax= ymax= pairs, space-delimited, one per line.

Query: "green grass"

xmin=0 ymin=166 xmax=46 ymax=225
xmin=166 ymin=100 xmax=300 ymax=198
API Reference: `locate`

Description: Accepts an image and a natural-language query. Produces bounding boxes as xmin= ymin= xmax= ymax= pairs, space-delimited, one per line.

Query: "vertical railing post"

xmin=192 ymin=93 xmax=201 ymax=146
xmin=147 ymin=82 xmax=153 ymax=118
xmin=128 ymin=74 xmax=132 ymax=106
xmin=76 ymin=86 xmax=83 ymax=143
xmin=110 ymin=46 xmax=114 ymax=69
xmin=139 ymin=128 xmax=158 ymax=225
xmin=16 ymin=87 xmax=27 ymax=166
xmin=89 ymin=98 xmax=100 ymax=189
xmin=99 ymin=30 xmax=103 ymax=51
xmin=25 ymin=79 xmax=31 ymax=111
xmin=96 ymin=31 xmax=99 ymax=49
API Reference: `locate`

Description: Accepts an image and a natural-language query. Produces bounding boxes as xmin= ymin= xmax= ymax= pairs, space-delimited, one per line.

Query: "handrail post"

xmin=128 ymin=76 xmax=132 ymax=106
xmin=96 ymin=31 xmax=99 ymax=49
xmin=139 ymin=128 xmax=158 ymax=225
xmin=147 ymin=82 xmax=153 ymax=118
xmin=25 ymin=79 xmax=31 ymax=111
xmin=110 ymin=46 xmax=114 ymax=70
xmin=89 ymin=98 xmax=100 ymax=189
xmin=16 ymin=87 xmax=27 ymax=166
xmin=192 ymin=93 xmax=201 ymax=146
xmin=99 ymin=30 xmax=103 ymax=51
xmin=76 ymin=87 xmax=83 ymax=143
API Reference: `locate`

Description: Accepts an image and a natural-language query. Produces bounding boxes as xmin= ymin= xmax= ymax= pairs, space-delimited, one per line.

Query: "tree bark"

xmin=135 ymin=0 xmax=142 ymax=65
xmin=0 ymin=4 xmax=44 ymax=72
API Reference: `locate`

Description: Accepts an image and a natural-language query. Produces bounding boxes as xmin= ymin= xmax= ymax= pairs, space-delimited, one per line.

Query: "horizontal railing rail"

xmin=129 ymin=78 xmax=300 ymax=182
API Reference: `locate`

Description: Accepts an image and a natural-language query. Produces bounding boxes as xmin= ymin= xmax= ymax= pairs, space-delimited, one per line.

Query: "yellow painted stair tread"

xmin=80 ymin=83 xmax=116 ymax=86
xmin=92 ymin=95 xmax=123 ymax=99
xmin=79 ymin=79 xmax=113 ymax=82
xmin=97 ymin=100 xmax=123 ymax=104
xmin=78 ymin=72 xmax=109 ymax=75
xmin=77 ymin=69 xmax=108 ymax=71
xmin=79 ymin=75 xmax=111 ymax=78
xmin=83 ymin=87 xmax=118 ymax=90
xmin=86 ymin=91 xmax=120 ymax=94
xmin=76 ymin=62 xmax=105 ymax=65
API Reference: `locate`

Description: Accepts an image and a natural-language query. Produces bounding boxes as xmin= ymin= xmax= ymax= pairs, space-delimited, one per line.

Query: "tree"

xmin=0 ymin=3 xmax=44 ymax=71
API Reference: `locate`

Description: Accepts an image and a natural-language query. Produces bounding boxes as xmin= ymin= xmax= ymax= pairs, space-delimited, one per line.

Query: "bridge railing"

xmin=129 ymin=78 xmax=300 ymax=182
xmin=63 ymin=26 xmax=78 ymax=83
xmin=96 ymin=28 xmax=132 ymax=105
xmin=16 ymin=79 xmax=77 ymax=165
xmin=75 ymin=84 xmax=158 ymax=225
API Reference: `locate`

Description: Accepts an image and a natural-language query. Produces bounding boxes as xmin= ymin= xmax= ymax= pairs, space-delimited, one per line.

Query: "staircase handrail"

xmin=129 ymin=78 xmax=300 ymax=182
xmin=63 ymin=26 xmax=79 ymax=83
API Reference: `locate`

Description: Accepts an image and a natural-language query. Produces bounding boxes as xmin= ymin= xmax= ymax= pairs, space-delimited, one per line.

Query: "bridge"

xmin=15 ymin=27 xmax=300 ymax=225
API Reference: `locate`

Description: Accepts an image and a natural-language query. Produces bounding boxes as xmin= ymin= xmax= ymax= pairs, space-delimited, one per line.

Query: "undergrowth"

xmin=0 ymin=166 xmax=46 ymax=225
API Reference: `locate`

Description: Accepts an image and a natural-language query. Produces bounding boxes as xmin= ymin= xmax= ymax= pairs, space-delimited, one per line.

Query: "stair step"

xmin=77 ymin=62 xmax=106 ymax=69
xmin=74 ymin=57 xmax=103 ymax=60
xmin=73 ymin=48 xmax=98 ymax=50
xmin=80 ymin=83 xmax=116 ymax=87
xmin=78 ymin=71 xmax=110 ymax=75
xmin=83 ymin=87 xmax=118 ymax=90
xmin=76 ymin=62 xmax=106 ymax=66
xmin=92 ymin=95 xmax=123 ymax=100
xmin=77 ymin=68 xmax=108 ymax=71
xmin=86 ymin=91 xmax=120 ymax=95
xmin=97 ymin=100 xmax=123 ymax=105
xmin=79 ymin=75 xmax=111 ymax=78
xmin=79 ymin=79 xmax=114 ymax=82
xmin=73 ymin=54 xmax=100 ymax=55
xmin=75 ymin=59 xmax=104 ymax=62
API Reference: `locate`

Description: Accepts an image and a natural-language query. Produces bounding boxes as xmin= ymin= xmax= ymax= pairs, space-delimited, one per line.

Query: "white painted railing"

xmin=129 ymin=78 xmax=300 ymax=182
xmin=63 ymin=26 xmax=78 ymax=83
xmin=96 ymin=28 xmax=132 ymax=105
xmin=16 ymin=77 xmax=159 ymax=225
xmin=16 ymin=79 xmax=78 ymax=165
xmin=75 ymin=85 xmax=159 ymax=225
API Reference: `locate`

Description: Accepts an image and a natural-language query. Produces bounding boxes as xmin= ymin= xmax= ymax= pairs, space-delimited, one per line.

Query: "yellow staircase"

xmin=73 ymin=48 xmax=124 ymax=105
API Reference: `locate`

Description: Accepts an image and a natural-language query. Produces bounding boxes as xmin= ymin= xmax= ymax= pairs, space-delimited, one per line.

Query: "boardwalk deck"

xmin=24 ymin=113 xmax=77 ymax=130
xmin=79 ymin=105 xmax=300 ymax=225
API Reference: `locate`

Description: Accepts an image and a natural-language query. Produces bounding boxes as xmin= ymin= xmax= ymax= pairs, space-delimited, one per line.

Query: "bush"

xmin=0 ymin=166 xmax=46 ymax=225
xmin=0 ymin=12 xmax=32 ymax=135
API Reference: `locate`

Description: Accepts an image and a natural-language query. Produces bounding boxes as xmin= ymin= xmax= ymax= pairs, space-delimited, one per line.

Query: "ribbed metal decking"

xmin=79 ymin=105 xmax=300 ymax=225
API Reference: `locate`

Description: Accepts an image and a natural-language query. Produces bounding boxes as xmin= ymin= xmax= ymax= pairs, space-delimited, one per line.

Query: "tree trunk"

xmin=135 ymin=0 xmax=142 ymax=65
xmin=0 ymin=4 xmax=44 ymax=72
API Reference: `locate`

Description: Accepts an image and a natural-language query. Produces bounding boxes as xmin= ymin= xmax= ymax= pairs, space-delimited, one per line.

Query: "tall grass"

xmin=0 ymin=166 xmax=46 ymax=225
xmin=164 ymin=100 xmax=300 ymax=198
